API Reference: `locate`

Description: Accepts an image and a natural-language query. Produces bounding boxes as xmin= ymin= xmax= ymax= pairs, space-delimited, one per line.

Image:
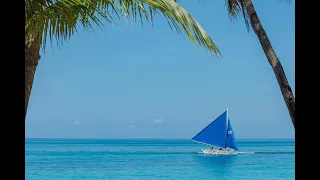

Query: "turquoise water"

xmin=26 ymin=139 xmax=294 ymax=180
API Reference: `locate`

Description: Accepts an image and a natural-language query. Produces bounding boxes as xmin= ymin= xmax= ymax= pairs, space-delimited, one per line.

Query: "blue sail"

xmin=225 ymin=118 xmax=238 ymax=150
xmin=191 ymin=111 xmax=227 ymax=148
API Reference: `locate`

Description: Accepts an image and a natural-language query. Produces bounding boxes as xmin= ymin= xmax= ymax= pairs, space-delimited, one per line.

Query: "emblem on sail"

xmin=228 ymin=130 xmax=232 ymax=134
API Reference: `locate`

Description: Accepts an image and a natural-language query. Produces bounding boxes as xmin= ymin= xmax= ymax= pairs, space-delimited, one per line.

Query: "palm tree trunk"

xmin=243 ymin=0 xmax=295 ymax=129
xmin=25 ymin=37 xmax=41 ymax=119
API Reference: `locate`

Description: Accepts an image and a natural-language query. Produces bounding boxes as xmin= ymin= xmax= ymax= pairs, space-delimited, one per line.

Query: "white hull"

xmin=199 ymin=149 xmax=238 ymax=155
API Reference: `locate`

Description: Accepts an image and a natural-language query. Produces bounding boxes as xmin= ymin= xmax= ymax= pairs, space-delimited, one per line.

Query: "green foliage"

xmin=224 ymin=0 xmax=292 ymax=31
xmin=25 ymin=0 xmax=220 ymax=56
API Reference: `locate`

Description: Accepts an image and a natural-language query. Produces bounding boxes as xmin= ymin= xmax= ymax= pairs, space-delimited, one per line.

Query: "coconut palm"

xmin=25 ymin=0 xmax=221 ymax=119
xmin=195 ymin=0 xmax=295 ymax=128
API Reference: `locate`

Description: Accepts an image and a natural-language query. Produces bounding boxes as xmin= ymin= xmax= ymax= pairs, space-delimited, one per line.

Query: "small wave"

xmin=238 ymin=152 xmax=255 ymax=154
xmin=254 ymin=152 xmax=295 ymax=155
xmin=103 ymin=151 xmax=198 ymax=155
xmin=237 ymin=151 xmax=294 ymax=155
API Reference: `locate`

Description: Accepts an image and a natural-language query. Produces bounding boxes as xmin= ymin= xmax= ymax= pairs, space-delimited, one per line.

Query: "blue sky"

xmin=25 ymin=0 xmax=295 ymax=139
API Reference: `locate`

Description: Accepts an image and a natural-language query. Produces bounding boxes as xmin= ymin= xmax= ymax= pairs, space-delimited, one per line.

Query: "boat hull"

xmin=199 ymin=149 xmax=238 ymax=155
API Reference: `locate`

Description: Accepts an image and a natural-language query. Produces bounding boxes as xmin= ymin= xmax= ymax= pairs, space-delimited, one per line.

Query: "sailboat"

xmin=191 ymin=108 xmax=239 ymax=155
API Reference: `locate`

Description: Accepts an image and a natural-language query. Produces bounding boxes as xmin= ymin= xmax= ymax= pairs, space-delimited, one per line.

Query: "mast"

xmin=225 ymin=107 xmax=228 ymax=149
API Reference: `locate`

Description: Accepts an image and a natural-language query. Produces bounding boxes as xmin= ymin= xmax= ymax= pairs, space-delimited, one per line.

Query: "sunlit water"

xmin=26 ymin=139 xmax=294 ymax=180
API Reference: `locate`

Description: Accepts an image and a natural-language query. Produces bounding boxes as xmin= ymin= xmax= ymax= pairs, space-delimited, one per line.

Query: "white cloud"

xmin=73 ymin=120 xmax=80 ymax=125
xmin=153 ymin=118 xmax=164 ymax=125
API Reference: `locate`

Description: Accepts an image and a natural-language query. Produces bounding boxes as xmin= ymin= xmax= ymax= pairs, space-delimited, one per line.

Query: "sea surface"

xmin=26 ymin=139 xmax=295 ymax=180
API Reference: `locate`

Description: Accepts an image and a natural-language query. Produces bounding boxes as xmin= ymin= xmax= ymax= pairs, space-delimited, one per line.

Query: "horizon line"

xmin=25 ymin=137 xmax=295 ymax=140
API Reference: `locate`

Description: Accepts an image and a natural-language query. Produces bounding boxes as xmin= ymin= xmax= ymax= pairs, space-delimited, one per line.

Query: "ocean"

xmin=25 ymin=139 xmax=295 ymax=180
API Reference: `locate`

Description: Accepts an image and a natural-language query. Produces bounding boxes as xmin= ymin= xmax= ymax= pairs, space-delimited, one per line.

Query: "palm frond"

xmin=224 ymin=0 xmax=292 ymax=31
xmin=26 ymin=0 xmax=117 ymax=50
xmin=140 ymin=0 xmax=220 ymax=56
xmin=25 ymin=0 xmax=220 ymax=56
xmin=225 ymin=0 xmax=250 ymax=31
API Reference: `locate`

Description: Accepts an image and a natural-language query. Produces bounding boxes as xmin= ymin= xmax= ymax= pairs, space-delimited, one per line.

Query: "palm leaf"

xmin=26 ymin=0 xmax=220 ymax=56
xmin=224 ymin=0 xmax=250 ymax=31
xmin=224 ymin=0 xmax=292 ymax=31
